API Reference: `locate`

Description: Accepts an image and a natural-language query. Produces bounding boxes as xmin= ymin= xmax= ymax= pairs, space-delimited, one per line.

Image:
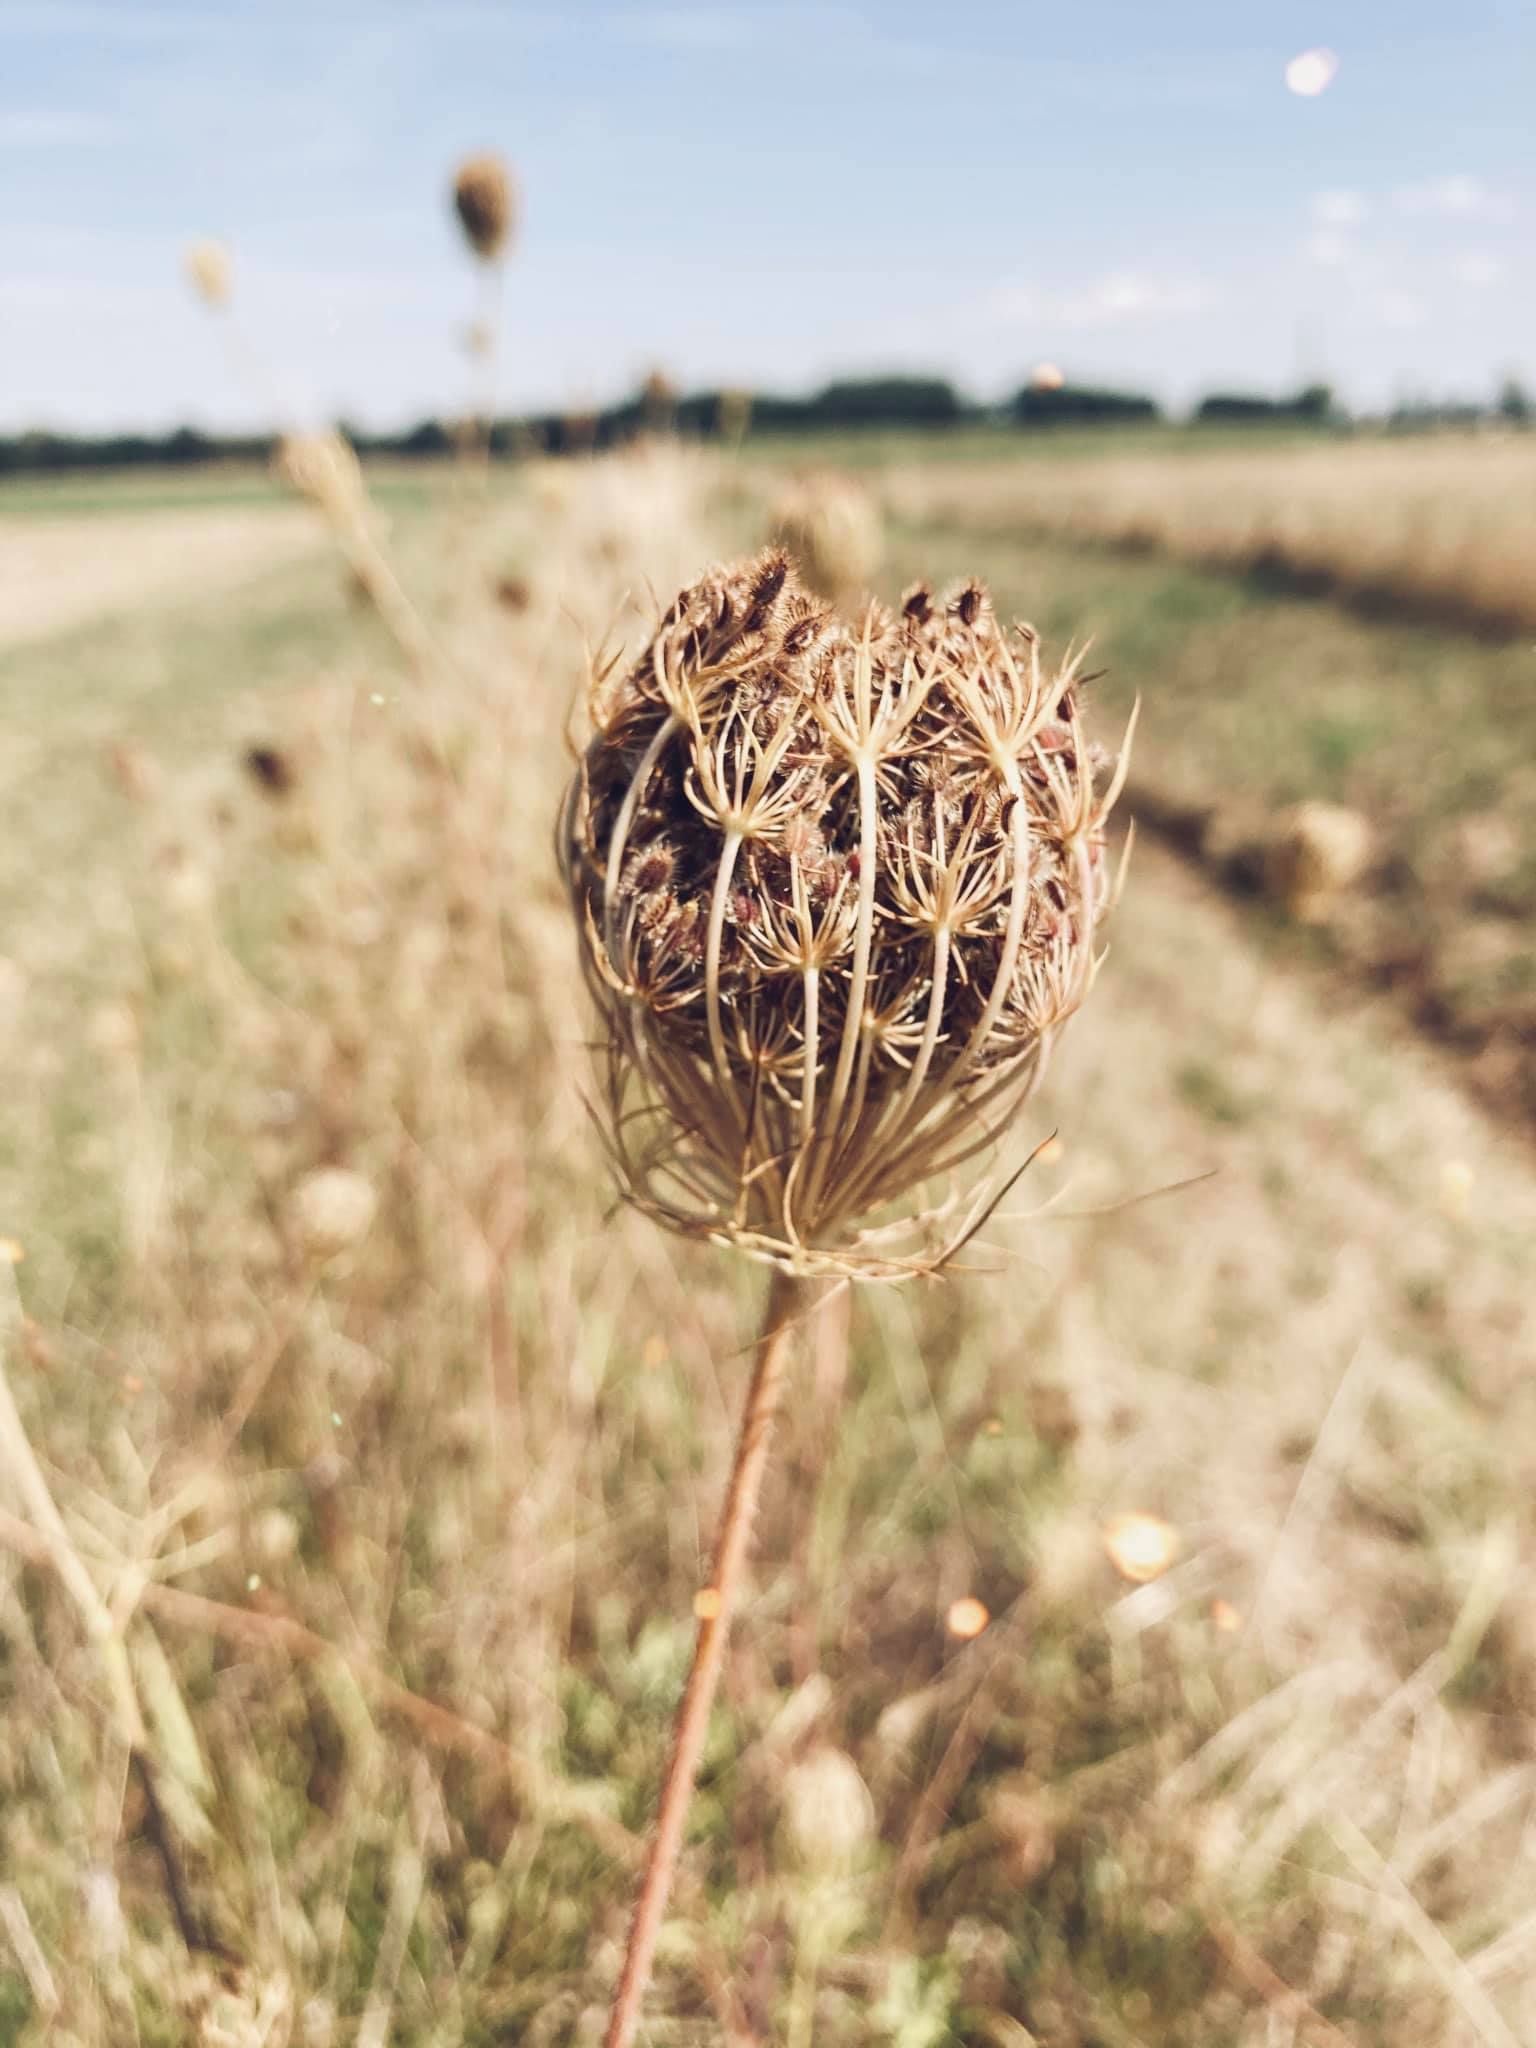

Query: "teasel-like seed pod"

xmin=451 ymin=151 xmax=516 ymax=262
xmin=561 ymin=550 xmax=1134 ymax=1283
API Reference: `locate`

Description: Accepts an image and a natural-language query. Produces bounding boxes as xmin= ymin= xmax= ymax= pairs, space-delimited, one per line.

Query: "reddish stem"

xmin=605 ymin=1267 xmax=814 ymax=2048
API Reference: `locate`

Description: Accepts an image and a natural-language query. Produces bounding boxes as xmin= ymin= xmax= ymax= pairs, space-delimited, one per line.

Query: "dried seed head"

xmin=560 ymin=552 xmax=1132 ymax=1280
xmin=780 ymin=1748 xmax=876 ymax=1870
xmin=452 ymin=152 xmax=516 ymax=262
xmin=184 ymin=238 xmax=231 ymax=309
xmin=273 ymin=429 xmax=364 ymax=516
xmin=289 ymin=1166 xmax=376 ymax=1260
xmin=244 ymin=744 xmax=296 ymax=798
xmin=1268 ymin=800 xmax=1372 ymax=922
xmin=770 ymin=473 xmax=884 ymax=602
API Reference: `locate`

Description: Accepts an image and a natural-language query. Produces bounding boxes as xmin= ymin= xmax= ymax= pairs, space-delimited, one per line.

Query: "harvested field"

xmin=886 ymin=433 xmax=1536 ymax=639
xmin=0 ymin=502 xmax=322 ymax=651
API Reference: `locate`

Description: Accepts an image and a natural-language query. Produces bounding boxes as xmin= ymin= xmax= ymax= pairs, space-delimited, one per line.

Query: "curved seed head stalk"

xmin=560 ymin=552 xmax=1133 ymax=1282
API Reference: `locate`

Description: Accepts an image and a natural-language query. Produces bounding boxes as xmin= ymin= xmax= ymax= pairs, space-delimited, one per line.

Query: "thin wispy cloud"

xmin=1378 ymin=290 xmax=1427 ymax=329
xmin=1454 ymin=252 xmax=1505 ymax=289
xmin=989 ymin=274 xmax=1215 ymax=332
xmin=619 ymin=8 xmax=758 ymax=49
xmin=1306 ymin=231 xmax=1354 ymax=270
xmin=0 ymin=110 xmax=117 ymax=146
xmin=1312 ymin=188 xmax=1369 ymax=228
xmin=1392 ymin=173 xmax=1514 ymax=221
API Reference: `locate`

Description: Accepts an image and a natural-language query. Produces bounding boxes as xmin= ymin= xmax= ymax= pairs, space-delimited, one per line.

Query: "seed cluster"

xmin=561 ymin=550 xmax=1131 ymax=1277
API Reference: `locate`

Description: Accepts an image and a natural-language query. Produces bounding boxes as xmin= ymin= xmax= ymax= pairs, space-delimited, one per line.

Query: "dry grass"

xmin=2 ymin=447 xmax=1535 ymax=2045
xmin=888 ymin=432 xmax=1536 ymax=638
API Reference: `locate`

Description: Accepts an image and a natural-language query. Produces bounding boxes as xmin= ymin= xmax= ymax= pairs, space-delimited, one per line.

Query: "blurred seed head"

xmin=452 ymin=152 xmax=516 ymax=262
xmin=243 ymin=744 xmax=297 ymax=798
xmin=184 ymin=239 xmax=231 ymax=309
xmin=106 ymin=740 xmax=159 ymax=804
xmin=561 ymin=549 xmax=1131 ymax=1278
xmin=1030 ymin=362 xmax=1066 ymax=392
xmin=1439 ymin=1158 xmax=1474 ymax=1220
xmin=770 ymin=473 xmax=884 ymax=602
xmin=289 ymin=1167 xmax=377 ymax=1260
xmin=780 ymin=1746 xmax=875 ymax=1870
xmin=253 ymin=1508 xmax=301 ymax=1567
xmin=1268 ymin=800 xmax=1373 ymax=922
xmin=273 ymin=430 xmax=364 ymax=519
xmin=716 ymin=387 xmax=753 ymax=442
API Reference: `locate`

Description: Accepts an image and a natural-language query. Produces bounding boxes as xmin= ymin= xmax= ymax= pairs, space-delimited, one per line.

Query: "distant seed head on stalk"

xmin=770 ymin=473 xmax=884 ymax=602
xmin=560 ymin=551 xmax=1134 ymax=1280
xmin=272 ymin=429 xmax=364 ymax=519
xmin=184 ymin=238 xmax=231 ymax=309
xmin=452 ymin=152 xmax=516 ymax=262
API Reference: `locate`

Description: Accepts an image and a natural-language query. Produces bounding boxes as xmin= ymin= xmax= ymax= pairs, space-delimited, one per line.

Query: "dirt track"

xmin=0 ymin=505 xmax=321 ymax=652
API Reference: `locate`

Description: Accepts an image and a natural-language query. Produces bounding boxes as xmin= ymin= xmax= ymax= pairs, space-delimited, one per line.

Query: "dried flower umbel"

xmin=566 ymin=549 xmax=1132 ymax=2048
xmin=561 ymin=550 xmax=1132 ymax=1282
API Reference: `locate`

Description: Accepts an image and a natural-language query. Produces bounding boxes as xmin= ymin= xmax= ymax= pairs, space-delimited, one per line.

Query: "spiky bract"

xmin=560 ymin=552 xmax=1132 ymax=1279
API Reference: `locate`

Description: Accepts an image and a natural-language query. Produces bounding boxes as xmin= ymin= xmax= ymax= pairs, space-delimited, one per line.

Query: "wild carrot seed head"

xmin=452 ymin=152 xmax=516 ymax=262
xmin=560 ymin=551 xmax=1132 ymax=1279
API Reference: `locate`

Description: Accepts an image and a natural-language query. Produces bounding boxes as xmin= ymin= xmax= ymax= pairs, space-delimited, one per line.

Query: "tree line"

xmin=1 ymin=374 xmax=1527 ymax=477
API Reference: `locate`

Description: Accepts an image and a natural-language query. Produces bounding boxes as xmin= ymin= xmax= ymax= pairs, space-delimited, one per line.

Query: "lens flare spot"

xmin=946 ymin=1596 xmax=991 ymax=1639
xmin=1103 ymin=1512 xmax=1179 ymax=1584
xmin=1439 ymin=1160 xmax=1474 ymax=1220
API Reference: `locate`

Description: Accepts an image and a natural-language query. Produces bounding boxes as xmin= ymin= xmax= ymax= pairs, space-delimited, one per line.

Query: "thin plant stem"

xmin=604 ymin=1265 xmax=821 ymax=2048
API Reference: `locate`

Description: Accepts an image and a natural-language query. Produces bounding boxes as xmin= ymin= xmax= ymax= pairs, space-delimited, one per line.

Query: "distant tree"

xmin=1497 ymin=376 xmax=1532 ymax=425
xmin=1196 ymin=386 xmax=1335 ymax=426
xmin=1014 ymin=383 xmax=1160 ymax=426
xmin=810 ymin=377 xmax=963 ymax=427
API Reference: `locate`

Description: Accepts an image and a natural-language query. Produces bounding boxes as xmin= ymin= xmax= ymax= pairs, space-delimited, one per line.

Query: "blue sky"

xmin=0 ymin=1 xmax=1530 ymax=431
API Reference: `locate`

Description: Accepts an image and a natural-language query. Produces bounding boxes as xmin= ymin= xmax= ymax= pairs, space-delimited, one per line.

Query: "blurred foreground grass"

xmin=1 ymin=446 xmax=1534 ymax=2045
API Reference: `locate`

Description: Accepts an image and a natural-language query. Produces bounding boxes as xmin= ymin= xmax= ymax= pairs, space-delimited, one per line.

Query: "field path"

xmin=0 ymin=503 xmax=322 ymax=652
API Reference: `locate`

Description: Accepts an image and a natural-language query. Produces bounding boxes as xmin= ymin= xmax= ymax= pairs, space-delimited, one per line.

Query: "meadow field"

xmin=2 ymin=434 xmax=1534 ymax=2047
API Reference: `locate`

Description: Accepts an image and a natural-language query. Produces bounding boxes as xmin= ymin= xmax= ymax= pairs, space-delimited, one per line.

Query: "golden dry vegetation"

xmin=885 ymin=432 xmax=1536 ymax=637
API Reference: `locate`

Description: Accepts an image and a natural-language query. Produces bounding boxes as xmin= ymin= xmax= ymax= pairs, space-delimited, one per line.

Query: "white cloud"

xmin=619 ymin=8 xmax=757 ymax=47
xmin=989 ymin=272 xmax=1215 ymax=331
xmin=1313 ymin=188 xmax=1368 ymax=227
xmin=1306 ymin=231 xmax=1354 ymax=269
xmin=1378 ymin=290 xmax=1427 ymax=329
xmin=0 ymin=111 xmax=117 ymax=146
xmin=1393 ymin=174 xmax=1513 ymax=221
xmin=1454 ymin=252 xmax=1505 ymax=289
